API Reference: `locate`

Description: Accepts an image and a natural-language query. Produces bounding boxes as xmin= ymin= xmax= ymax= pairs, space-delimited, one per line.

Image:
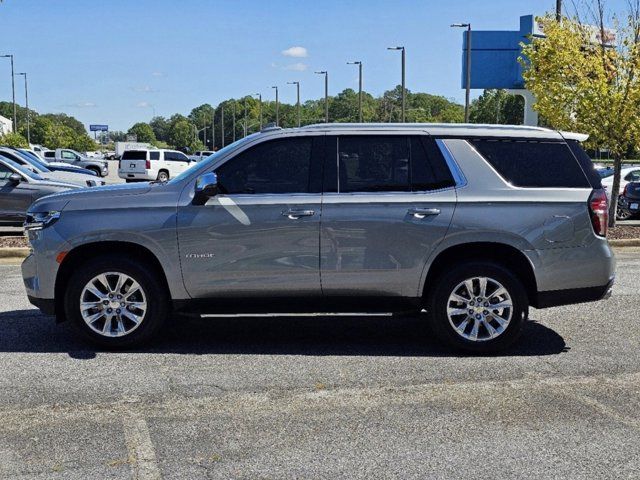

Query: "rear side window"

xmin=334 ymin=136 xmax=454 ymax=193
xmin=122 ymin=150 xmax=147 ymax=160
xmin=471 ymin=139 xmax=590 ymax=188
xmin=150 ymin=151 xmax=160 ymax=160
xmin=566 ymin=140 xmax=602 ymax=188
xmin=43 ymin=152 xmax=54 ymax=158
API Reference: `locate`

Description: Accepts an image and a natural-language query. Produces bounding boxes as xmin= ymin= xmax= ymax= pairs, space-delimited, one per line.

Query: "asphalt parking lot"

xmin=0 ymin=250 xmax=638 ymax=479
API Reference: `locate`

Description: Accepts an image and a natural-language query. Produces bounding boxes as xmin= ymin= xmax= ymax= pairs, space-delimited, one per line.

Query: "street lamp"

xmin=451 ymin=23 xmax=472 ymax=122
xmin=254 ymin=93 xmax=262 ymax=129
xmin=1 ymin=54 xmax=16 ymax=133
xmin=243 ymin=98 xmax=248 ymax=137
xmin=220 ymin=104 xmax=225 ymax=147
xmin=16 ymin=72 xmax=29 ymax=144
xmin=271 ymin=86 xmax=279 ymax=126
xmin=232 ymin=101 xmax=236 ymax=142
xmin=287 ymin=81 xmax=301 ymax=127
xmin=347 ymin=61 xmax=363 ymax=122
xmin=314 ymin=71 xmax=328 ymax=123
xmin=387 ymin=47 xmax=405 ymax=122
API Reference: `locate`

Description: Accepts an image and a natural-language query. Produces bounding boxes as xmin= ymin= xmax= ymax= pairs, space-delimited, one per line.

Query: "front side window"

xmin=0 ymin=163 xmax=14 ymax=180
xmin=216 ymin=137 xmax=313 ymax=194
xmin=61 ymin=151 xmax=76 ymax=160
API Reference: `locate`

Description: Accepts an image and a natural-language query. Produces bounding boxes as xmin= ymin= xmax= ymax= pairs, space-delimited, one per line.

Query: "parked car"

xmin=599 ymin=166 xmax=640 ymax=220
xmin=29 ymin=144 xmax=48 ymax=158
xmin=619 ymin=181 xmax=640 ymax=218
xmin=22 ymin=123 xmax=614 ymax=353
xmin=17 ymin=149 xmax=98 ymax=176
xmin=43 ymin=149 xmax=109 ymax=177
xmin=0 ymin=148 xmax=103 ymax=188
xmin=118 ymin=149 xmax=195 ymax=182
xmin=189 ymin=151 xmax=215 ymax=162
xmin=0 ymin=157 xmax=80 ymax=226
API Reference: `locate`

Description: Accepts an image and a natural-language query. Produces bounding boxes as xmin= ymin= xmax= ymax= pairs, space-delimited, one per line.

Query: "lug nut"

xmin=117 ymin=295 xmax=122 ymax=299
xmin=103 ymin=300 xmax=109 ymax=305
xmin=483 ymin=310 xmax=489 ymax=315
xmin=475 ymin=314 xmax=481 ymax=320
xmin=116 ymin=309 xmax=121 ymax=314
xmin=120 ymin=302 xmax=125 ymax=307
xmin=107 ymin=308 xmax=112 ymax=313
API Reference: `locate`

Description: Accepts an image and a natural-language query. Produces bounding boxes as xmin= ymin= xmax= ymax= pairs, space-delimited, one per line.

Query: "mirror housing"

xmin=194 ymin=172 xmax=219 ymax=203
xmin=8 ymin=173 xmax=21 ymax=184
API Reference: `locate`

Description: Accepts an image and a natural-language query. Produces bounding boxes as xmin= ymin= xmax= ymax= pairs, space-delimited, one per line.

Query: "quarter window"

xmin=216 ymin=137 xmax=313 ymax=194
xmin=149 ymin=151 xmax=160 ymax=160
xmin=471 ymin=139 xmax=590 ymax=188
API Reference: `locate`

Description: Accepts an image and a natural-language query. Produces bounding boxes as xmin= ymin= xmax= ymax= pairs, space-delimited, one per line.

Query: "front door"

xmin=320 ymin=134 xmax=457 ymax=299
xmin=0 ymin=166 xmax=32 ymax=225
xmin=177 ymin=135 xmax=324 ymax=299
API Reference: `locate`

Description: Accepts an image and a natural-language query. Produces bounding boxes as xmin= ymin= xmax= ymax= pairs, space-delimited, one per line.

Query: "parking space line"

xmin=122 ymin=409 xmax=162 ymax=480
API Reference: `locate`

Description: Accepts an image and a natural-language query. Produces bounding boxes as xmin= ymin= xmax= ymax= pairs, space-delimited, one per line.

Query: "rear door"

xmin=320 ymin=134 xmax=457 ymax=298
xmin=119 ymin=150 xmax=149 ymax=175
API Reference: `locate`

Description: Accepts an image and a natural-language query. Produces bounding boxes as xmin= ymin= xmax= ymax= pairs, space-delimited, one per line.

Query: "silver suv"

xmin=21 ymin=124 xmax=615 ymax=353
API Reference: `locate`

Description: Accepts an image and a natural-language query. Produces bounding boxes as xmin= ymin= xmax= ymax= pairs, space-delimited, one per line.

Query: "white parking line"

xmin=122 ymin=409 xmax=162 ymax=480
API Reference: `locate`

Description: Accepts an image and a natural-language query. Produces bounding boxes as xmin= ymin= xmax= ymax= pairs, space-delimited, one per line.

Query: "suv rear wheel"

xmin=157 ymin=170 xmax=169 ymax=182
xmin=64 ymin=255 xmax=169 ymax=348
xmin=427 ymin=261 xmax=527 ymax=353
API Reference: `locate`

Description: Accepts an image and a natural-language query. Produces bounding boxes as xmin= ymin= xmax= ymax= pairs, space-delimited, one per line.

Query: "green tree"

xmin=168 ymin=118 xmax=203 ymax=152
xmin=149 ymin=116 xmax=169 ymax=142
xmin=470 ymin=89 xmax=524 ymax=124
xmin=521 ymin=5 xmax=640 ymax=226
xmin=40 ymin=113 xmax=86 ymax=135
xmin=127 ymin=122 xmax=156 ymax=143
xmin=0 ymin=132 xmax=28 ymax=147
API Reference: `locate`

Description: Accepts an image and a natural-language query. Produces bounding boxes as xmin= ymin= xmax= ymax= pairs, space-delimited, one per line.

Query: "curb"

xmin=608 ymin=238 xmax=640 ymax=247
xmin=0 ymin=247 xmax=29 ymax=259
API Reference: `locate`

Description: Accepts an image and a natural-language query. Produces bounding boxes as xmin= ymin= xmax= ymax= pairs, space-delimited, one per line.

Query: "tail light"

xmin=589 ymin=189 xmax=608 ymax=237
xmin=145 ymin=159 xmax=151 ymax=169
xmin=623 ymin=183 xmax=629 ymax=196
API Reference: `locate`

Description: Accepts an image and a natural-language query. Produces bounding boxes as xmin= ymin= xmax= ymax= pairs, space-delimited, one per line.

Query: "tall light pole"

xmin=314 ymin=71 xmax=328 ymax=123
xmin=271 ymin=86 xmax=279 ymax=126
xmin=211 ymin=109 xmax=215 ymax=150
xmin=232 ymin=101 xmax=236 ymax=142
xmin=451 ymin=23 xmax=471 ymax=122
xmin=1 ymin=54 xmax=16 ymax=132
xmin=347 ymin=61 xmax=363 ymax=122
xmin=220 ymin=104 xmax=225 ymax=147
xmin=387 ymin=47 xmax=405 ymax=122
xmin=16 ymin=72 xmax=29 ymax=144
xmin=243 ymin=98 xmax=248 ymax=137
xmin=254 ymin=93 xmax=263 ymax=129
xmin=287 ymin=81 xmax=301 ymax=127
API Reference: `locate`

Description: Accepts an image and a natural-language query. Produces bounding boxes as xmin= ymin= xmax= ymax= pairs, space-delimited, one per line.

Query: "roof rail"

xmin=261 ymin=123 xmax=282 ymax=133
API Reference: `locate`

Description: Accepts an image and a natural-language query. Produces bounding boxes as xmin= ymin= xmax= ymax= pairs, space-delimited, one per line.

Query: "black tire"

xmin=426 ymin=261 xmax=528 ymax=354
xmin=157 ymin=170 xmax=169 ymax=182
xmin=64 ymin=255 xmax=169 ymax=348
xmin=88 ymin=167 xmax=101 ymax=177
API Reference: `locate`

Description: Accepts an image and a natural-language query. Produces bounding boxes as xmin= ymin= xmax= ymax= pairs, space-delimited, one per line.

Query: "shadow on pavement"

xmin=0 ymin=308 xmax=568 ymax=359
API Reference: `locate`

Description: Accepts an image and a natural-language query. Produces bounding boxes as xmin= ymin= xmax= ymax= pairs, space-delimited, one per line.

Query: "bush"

xmin=0 ymin=132 xmax=29 ymax=148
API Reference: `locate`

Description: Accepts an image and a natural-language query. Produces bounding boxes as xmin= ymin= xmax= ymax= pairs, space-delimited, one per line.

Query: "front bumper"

xmin=27 ymin=295 xmax=56 ymax=315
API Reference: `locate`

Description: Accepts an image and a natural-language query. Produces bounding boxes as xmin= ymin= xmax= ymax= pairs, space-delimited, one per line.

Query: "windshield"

xmin=168 ymin=135 xmax=259 ymax=185
xmin=0 ymin=156 xmax=44 ymax=180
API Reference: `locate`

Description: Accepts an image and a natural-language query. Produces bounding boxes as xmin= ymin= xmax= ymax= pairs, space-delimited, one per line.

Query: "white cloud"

xmin=284 ymin=62 xmax=308 ymax=72
xmin=71 ymin=102 xmax=96 ymax=108
xmin=136 ymin=101 xmax=151 ymax=108
xmin=281 ymin=46 xmax=308 ymax=58
xmin=133 ymin=85 xmax=155 ymax=93
xmin=151 ymin=71 xmax=166 ymax=77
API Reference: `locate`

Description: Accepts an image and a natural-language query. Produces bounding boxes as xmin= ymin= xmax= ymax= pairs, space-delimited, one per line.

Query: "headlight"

xmin=24 ymin=211 xmax=61 ymax=231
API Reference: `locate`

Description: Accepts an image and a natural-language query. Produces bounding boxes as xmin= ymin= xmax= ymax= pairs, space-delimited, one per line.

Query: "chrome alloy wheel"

xmin=79 ymin=272 xmax=147 ymax=337
xmin=446 ymin=276 xmax=513 ymax=342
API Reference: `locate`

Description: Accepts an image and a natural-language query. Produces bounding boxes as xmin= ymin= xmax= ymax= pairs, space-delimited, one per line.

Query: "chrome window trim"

xmin=435 ymin=138 xmax=467 ymax=188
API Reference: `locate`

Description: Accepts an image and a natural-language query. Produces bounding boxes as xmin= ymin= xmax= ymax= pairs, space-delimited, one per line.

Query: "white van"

xmin=118 ymin=149 xmax=195 ymax=182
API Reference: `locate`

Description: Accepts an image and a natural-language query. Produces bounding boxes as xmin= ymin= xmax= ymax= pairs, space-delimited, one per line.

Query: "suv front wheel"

xmin=427 ymin=261 xmax=528 ymax=353
xmin=64 ymin=255 xmax=169 ymax=348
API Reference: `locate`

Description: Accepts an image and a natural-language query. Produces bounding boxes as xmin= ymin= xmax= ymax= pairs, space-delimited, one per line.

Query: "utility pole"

xmin=387 ymin=47 xmax=405 ymax=122
xmin=556 ymin=0 xmax=562 ymax=21
xmin=254 ymin=93 xmax=263 ymax=129
xmin=221 ymin=104 xmax=225 ymax=147
xmin=211 ymin=110 xmax=215 ymax=150
xmin=348 ymin=61 xmax=363 ymax=122
xmin=287 ymin=81 xmax=301 ymax=127
xmin=314 ymin=71 xmax=328 ymax=122
xmin=1 ymin=55 xmax=16 ymax=133
xmin=243 ymin=98 xmax=248 ymax=137
xmin=232 ymin=101 xmax=236 ymax=142
xmin=271 ymin=86 xmax=279 ymax=126
xmin=17 ymin=72 xmax=29 ymax=143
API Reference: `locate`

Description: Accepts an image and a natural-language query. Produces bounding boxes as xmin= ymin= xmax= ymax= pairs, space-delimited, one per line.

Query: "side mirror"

xmin=8 ymin=173 xmax=21 ymax=184
xmin=194 ymin=172 xmax=219 ymax=203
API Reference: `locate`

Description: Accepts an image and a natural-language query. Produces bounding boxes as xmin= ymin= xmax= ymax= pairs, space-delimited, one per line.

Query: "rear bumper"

xmin=532 ymin=277 xmax=614 ymax=309
xmin=118 ymin=170 xmax=153 ymax=181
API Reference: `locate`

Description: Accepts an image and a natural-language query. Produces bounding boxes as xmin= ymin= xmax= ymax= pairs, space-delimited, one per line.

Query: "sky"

xmin=0 ymin=0 xmax=631 ymax=131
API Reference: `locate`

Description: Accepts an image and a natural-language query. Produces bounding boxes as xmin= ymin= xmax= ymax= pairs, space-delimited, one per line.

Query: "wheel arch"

xmin=54 ymin=241 xmax=171 ymax=320
xmin=422 ymin=242 xmax=538 ymax=305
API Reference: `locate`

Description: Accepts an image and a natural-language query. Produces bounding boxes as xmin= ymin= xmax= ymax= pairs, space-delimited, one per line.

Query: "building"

xmin=0 ymin=115 xmax=13 ymax=135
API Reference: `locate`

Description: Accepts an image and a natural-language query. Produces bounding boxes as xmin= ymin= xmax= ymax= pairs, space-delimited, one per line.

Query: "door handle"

xmin=408 ymin=207 xmax=441 ymax=219
xmin=282 ymin=209 xmax=315 ymax=219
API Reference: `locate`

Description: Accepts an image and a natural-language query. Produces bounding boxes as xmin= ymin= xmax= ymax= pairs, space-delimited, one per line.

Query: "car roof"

xmin=274 ymin=123 xmax=589 ymax=141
